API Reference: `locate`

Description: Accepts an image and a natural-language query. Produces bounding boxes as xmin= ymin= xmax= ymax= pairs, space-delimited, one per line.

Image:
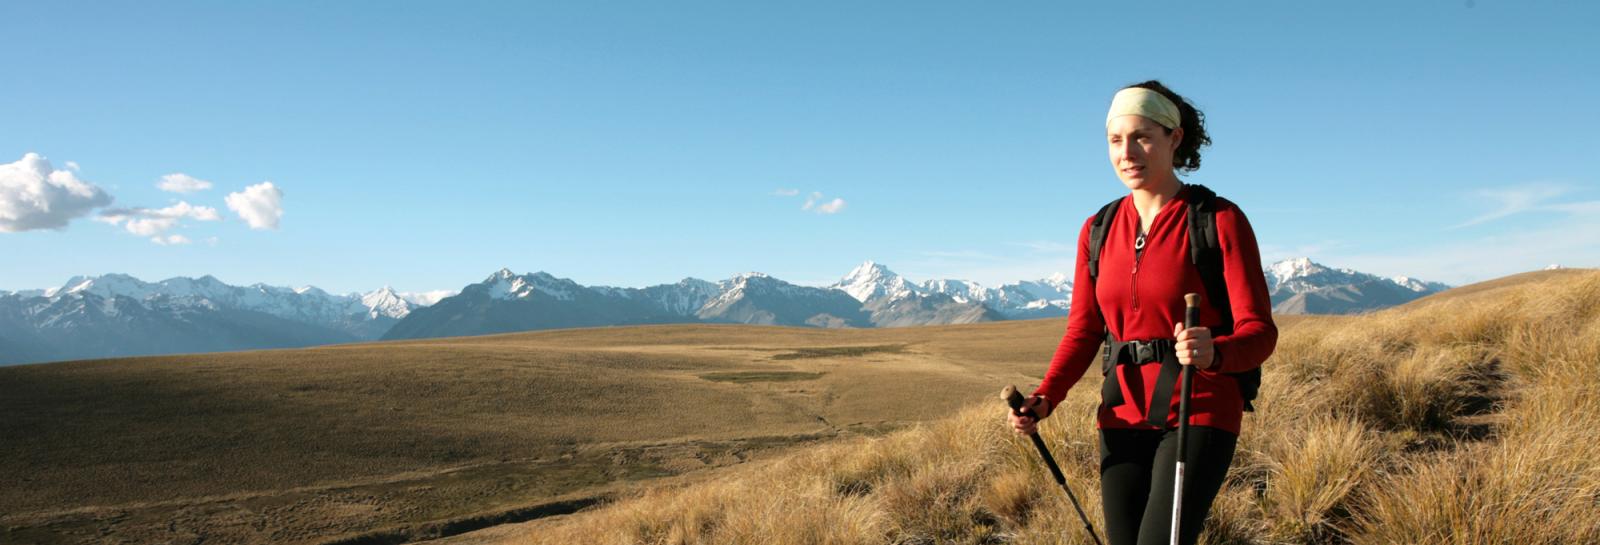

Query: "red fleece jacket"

xmin=1033 ymin=185 xmax=1277 ymax=435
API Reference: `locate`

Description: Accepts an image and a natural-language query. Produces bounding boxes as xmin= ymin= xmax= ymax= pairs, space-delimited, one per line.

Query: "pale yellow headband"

xmin=1106 ymin=87 xmax=1181 ymax=130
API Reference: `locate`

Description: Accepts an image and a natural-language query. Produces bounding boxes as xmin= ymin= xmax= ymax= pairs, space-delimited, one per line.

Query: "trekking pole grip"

xmin=1002 ymin=386 xmax=1065 ymax=483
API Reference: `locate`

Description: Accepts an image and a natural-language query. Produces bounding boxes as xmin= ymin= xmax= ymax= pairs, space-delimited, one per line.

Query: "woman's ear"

xmin=1169 ymin=126 xmax=1185 ymax=154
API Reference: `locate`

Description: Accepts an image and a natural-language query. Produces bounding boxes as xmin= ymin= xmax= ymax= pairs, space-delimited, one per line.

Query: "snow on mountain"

xmin=482 ymin=268 xmax=523 ymax=299
xmin=14 ymin=273 xmax=445 ymax=332
xmin=707 ymin=272 xmax=789 ymax=309
xmin=60 ymin=273 xmax=160 ymax=300
xmin=1265 ymin=257 xmax=1376 ymax=294
xmin=357 ymin=286 xmax=416 ymax=319
xmin=1266 ymin=257 xmax=1449 ymax=296
xmin=830 ymin=261 xmax=924 ymax=303
xmin=1389 ymin=276 xmax=1452 ymax=294
xmin=826 ymin=260 xmax=1072 ymax=319
xmin=480 ymin=269 xmax=583 ymax=301
xmin=993 ymin=279 xmax=1073 ymax=315
xmin=1266 ymin=257 xmax=1321 ymax=285
xmin=157 ymin=275 xmax=236 ymax=300
xmin=634 ymin=278 xmax=720 ymax=316
xmin=1265 ymin=257 xmax=1451 ymax=314
xmin=696 ymin=272 xmax=871 ymax=327
xmin=919 ymin=279 xmax=991 ymax=304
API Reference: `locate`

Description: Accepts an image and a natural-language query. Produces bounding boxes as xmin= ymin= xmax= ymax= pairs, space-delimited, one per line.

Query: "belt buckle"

xmin=1135 ymin=341 xmax=1155 ymax=362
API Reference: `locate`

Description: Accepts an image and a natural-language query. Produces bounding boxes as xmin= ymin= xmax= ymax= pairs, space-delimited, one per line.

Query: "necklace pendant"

xmin=1135 ymin=233 xmax=1146 ymax=250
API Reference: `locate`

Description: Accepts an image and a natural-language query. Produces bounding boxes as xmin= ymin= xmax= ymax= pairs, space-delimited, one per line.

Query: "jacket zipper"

xmin=1131 ymin=226 xmax=1142 ymax=311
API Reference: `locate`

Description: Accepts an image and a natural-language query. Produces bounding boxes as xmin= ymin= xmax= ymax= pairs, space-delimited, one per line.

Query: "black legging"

xmin=1098 ymin=426 xmax=1237 ymax=545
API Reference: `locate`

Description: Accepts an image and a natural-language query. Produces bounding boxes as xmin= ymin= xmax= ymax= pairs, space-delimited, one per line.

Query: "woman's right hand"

xmin=1007 ymin=395 xmax=1051 ymax=436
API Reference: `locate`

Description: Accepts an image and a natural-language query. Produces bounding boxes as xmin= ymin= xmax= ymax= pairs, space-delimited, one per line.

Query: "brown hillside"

xmin=504 ymin=269 xmax=1600 ymax=545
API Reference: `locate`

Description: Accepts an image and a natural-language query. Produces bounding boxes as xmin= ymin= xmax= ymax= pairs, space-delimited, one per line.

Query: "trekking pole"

xmin=1170 ymin=293 xmax=1201 ymax=545
xmin=1002 ymin=385 xmax=1104 ymax=545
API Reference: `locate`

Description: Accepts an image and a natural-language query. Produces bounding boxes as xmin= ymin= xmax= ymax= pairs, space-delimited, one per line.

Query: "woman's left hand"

xmin=1173 ymin=323 xmax=1215 ymax=370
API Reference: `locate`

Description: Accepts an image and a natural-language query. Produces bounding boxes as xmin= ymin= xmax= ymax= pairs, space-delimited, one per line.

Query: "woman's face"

xmin=1107 ymin=114 xmax=1183 ymax=190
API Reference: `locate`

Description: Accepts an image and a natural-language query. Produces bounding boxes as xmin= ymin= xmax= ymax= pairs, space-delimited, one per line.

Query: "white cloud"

xmin=1548 ymin=200 xmax=1600 ymax=215
xmin=1333 ymin=181 xmax=1600 ymax=284
xmin=225 ymin=181 xmax=284 ymax=230
xmin=1331 ymin=213 xmax=1600 ymax=285
xmin=813 ymin=198 xmax=846 ymax=214
xmin=151 ymin=234 xmax=192 ymax=245
xmin=1010 ymin=240 xmax=1074 ymax=254
xmin=97 ymin=201 xmax=222 ymax=243
xmin=773 ymin=188 xmax=800 ymax=197
xmin=65 ymin=161 xmax=80 ymax=172
xmin=800 ymin=191 xmax=846 ymax=214
xmin=0 ymin=153 xmax=114 ymax=232
xmin=1451 ymin=182 xmax=1572 ymax=228
xmin=399 ymin=290 xmax=458 ymax=306
xmin=157 ymin=173 xmax=213 ymax=193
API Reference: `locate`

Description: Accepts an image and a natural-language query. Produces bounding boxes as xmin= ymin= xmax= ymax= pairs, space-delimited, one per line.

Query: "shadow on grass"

xmin=771 ymin=344 xmax=909 ymax=360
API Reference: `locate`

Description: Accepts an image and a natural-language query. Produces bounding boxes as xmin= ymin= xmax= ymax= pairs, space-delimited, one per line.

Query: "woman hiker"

xmin=1007 ymin=80 xmax=1278 ymax=545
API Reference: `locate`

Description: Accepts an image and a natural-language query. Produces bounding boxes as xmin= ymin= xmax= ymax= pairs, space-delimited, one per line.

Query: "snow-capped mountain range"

xmin=1264 ymin=257 xmax=1451 ymax=315
xmin=0 ymin=275 xmax=456 ymax=365
xmin=830 ymin=261 xmax=1074 ymax=320
xmin=1265 ymin=257 xmax=1449 ymax=296
xmin=7 ymin=273 xmax=445 ymax=322
xmin=2 ymin=257 xmax=1449 ymax=365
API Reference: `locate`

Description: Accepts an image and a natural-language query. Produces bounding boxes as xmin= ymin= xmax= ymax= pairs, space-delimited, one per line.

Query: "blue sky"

xmin=3 ymin=1 xmax=1596 ymax=294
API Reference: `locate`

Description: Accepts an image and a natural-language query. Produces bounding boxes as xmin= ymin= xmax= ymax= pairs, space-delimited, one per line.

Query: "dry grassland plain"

xmin=497 ymin=269 xmax=1600 ymax=545
xmin=7 ymin=269 xmax=1595 ymax=545
xmin=4 ymin=304 xmax=1159 ymax=544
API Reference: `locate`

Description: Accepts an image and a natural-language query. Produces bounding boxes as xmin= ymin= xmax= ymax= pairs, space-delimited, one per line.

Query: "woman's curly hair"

xmin=1125 ymin=80 xmax=1211 ymax=173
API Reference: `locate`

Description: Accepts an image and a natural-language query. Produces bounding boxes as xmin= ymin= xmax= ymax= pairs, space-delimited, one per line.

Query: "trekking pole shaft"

xmin=1030 ymin=433 xmax=1102 ymax=545
xmin=1028 ymin=433 xmax=1067 ymax=484
xmin=1003 ymin=386 xmax=1104 ymax=545
xmin=1172 ymin=294 xmax=1201 ymax=545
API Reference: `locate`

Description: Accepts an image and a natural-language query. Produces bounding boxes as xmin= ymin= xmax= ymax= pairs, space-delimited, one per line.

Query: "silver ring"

xmin=1191 ymin=348 xmax=1199 ymax=358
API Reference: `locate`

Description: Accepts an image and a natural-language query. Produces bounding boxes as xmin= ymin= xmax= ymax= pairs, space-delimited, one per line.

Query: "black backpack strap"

xmin=1184 ymin=184 xmax=1230 ymax=328
xmin=1087 ymin=196 xmax=1122 ymax=280
xmin=1090 ymin=197 xmax=1123 ymax=406
xmin=1184 ymin=184 xmax=1260 ymax=411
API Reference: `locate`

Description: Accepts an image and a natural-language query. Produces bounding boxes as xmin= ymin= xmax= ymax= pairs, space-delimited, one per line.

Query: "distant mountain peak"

xmin=478 ymin=269 xmax=582 ymax=301
xmin=359 ymin=285 xmax=415 ymax=319
xmin=1268 ymin=257 xmax=1326 ymax=280
xmin=831 ymin=261 xmax=920 ymax=303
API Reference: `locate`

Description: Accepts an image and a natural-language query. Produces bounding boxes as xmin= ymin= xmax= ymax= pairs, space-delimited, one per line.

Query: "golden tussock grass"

xmin=517 ymin=269 xmax=1600 ymax=545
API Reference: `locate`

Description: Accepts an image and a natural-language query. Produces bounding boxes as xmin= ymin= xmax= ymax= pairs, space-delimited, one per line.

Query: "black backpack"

xmin=1085 ymin=184 xmax=1260 ymax=412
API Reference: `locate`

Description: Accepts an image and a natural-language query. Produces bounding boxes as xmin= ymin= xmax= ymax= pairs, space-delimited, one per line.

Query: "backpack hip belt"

xmin=1101 ymin=327 xmax=1234 ymax=429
